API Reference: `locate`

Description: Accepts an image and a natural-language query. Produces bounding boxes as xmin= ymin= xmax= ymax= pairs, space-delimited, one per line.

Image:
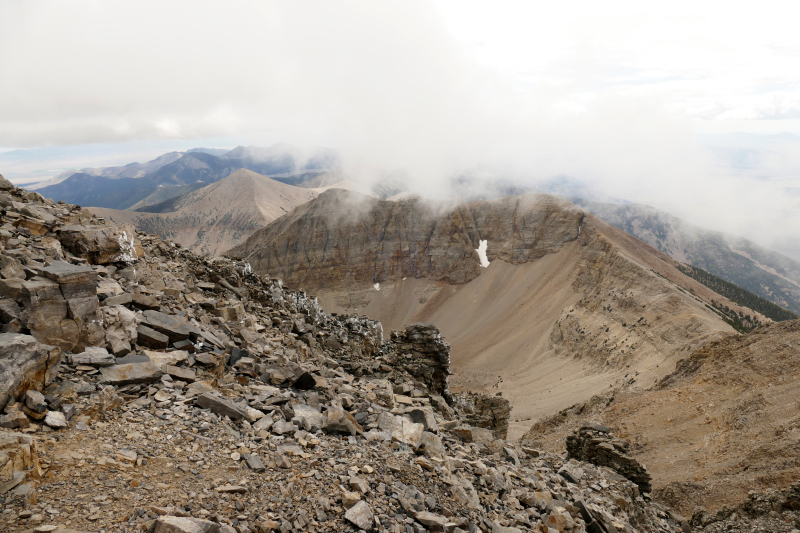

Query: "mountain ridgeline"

xmin=228 ymin=189 xmax=763 ymax=440
xmin=90 ymin=169 xmax=320 ymax=257
xmin=35 ymin=144 xmax=338 ymax=211
xmin=573 ymin=199 xmax=800 ymax=315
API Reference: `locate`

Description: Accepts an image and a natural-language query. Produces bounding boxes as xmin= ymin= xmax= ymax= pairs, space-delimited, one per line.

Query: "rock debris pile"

xmin=451 ymin=394 xmax=512 ymax=441
xmin=691 ymin=481 xmax=800 ymax=532
xmin=565 ymin=423 xmax=652 ymax=495
xmin=0 ymin=174 xmax=689 ymax=532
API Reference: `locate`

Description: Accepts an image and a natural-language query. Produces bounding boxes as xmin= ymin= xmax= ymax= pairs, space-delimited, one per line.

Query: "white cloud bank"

xmin=0 ymin=0 xmax=798 ymax=258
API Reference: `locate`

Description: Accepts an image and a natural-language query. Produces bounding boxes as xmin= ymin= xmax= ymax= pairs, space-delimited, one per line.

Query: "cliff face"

xmin=229 ymin=189 xmax=759 ymax=439
xmin=228 ymin=189 xmax=584 ymax=288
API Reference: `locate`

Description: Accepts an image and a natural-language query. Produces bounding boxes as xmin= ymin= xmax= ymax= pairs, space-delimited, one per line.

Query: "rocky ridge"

xmin=565 ymin=423 xmax=652 ymax=495
xmin=0 ymin=173 xmax=690 ymax=532
xmin=227 ymin=189 xmax=586 ymax=289
xmin=226 ymin=189 xmax=761 ymax=440
xmin=572 ymin=199 xmax=800 ymax=315
xmin=522 ymin=318 xmax=800 ymax=528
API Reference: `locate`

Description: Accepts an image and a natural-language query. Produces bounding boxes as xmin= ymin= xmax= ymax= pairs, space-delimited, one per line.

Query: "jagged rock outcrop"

xmin=0 ymin=183 xmax=142 ymax=353
xmin=452 ymin=392 xmax=512 ymax=440
xmin=56 ymin=223 xmax=143 ymax=264
xmin=387 ymin=324 xmax=451 ymax=397
xmin=566 ymin=422 xmax=652 ymax=494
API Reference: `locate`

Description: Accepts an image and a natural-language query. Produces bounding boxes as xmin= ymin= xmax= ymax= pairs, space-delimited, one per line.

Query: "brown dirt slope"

xmin=228 ymin=190 xmax=762 ymax=441
xmin=90 ymin=169 xmax=318 ymax=257
xmin=523 ymin=319 xmax=800 ymax=517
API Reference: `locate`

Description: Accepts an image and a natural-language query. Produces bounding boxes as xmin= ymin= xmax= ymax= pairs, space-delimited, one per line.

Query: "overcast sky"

xmin=1 ymin=1 xmax=799 ymax=258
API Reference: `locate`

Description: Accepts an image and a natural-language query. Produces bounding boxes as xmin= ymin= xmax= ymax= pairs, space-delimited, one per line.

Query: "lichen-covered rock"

xmin=57 ymin=223 xmax=143 ymax=264
xmin=101 ymin=304 xmax=139 ymax=355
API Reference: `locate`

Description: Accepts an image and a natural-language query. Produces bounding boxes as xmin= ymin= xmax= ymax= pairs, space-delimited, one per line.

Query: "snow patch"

xmin=373 ymin=283 xmax=380 ymax=291
xmin=476 ymin=240 xmax=490 ymax=268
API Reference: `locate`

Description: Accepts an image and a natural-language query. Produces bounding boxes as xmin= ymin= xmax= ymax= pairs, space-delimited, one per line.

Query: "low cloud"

xmin=0 ymin=1 xmax=798 ymax=258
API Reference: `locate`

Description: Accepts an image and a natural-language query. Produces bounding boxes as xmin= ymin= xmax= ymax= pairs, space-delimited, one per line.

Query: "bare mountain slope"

xmin=574 ymin=199 xmax=800 ymax=314
xmin=91 ymin=169 xmax=318 ymax=257
xmin=229 ymin=190 xmax=759 ymax=438
xmin=524 ymin=319 xmax=800 ymax=517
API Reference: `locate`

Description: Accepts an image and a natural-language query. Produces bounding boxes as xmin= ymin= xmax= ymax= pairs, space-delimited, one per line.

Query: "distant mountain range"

xmin=572 ymin=199 xmax=800 ymax=314
xmin=90 ymin=169 xmax=320 ymax=257
xmin=35 ymin=143 xmax=338 ymax=210
xmin=34 ymin=144 xmax=800 ymax=317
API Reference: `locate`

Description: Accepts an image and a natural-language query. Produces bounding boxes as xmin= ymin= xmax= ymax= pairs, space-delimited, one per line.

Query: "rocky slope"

xmin=228 ymin=190 xmax=761 ymax=440
xmin=90 ymin=170 xmax=319 ymax=257
xmin=0 ymin=173 xmax=691 ymax=533
xmin=522 ymin=319 xmax=800 ymax=525
xmin=573 ymin=199 xmax=800 ymax=315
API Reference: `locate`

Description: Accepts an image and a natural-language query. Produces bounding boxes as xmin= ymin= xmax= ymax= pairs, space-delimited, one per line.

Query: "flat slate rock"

xmin=165 ymin=365 xmax=196 ymax=383
xmin=138 ymin=324 xmax=169 ymax=349
xmin=103 ymin=293 xmax=132 ymax=307
xmin=131 ymin=293 xmax=160 ymax=311
xmin=115 ymin=353 xmax=151 ymax=364
xmin=100 ymin=361 xmax=162 ymax=385
xmin=141 ymin=310 xmax=196 ymax=342
xmin=40 ymin=261 xmax=97 ymax=284
xmin=70 ymin=347 xmax=115 ymax=366
xmin=194 ymin=353 xmax=219 ymax=366
xmin=195 ymin=392 xmax=248 ymax=420
xmin=145 ymin=350 xmax=188 ymax=367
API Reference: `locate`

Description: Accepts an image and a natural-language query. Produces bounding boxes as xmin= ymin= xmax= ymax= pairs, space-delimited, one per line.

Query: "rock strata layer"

xmin=228 ymin=189 xmax=584 ymax=288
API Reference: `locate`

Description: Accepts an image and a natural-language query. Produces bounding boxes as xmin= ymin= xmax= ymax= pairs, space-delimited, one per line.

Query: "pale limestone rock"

xmin=0 ymin=334 xmax=61 ymax=409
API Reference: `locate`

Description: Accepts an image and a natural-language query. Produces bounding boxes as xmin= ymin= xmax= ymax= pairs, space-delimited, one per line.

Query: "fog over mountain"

xmin=1 ymin=1 xmax=799 ymax=260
